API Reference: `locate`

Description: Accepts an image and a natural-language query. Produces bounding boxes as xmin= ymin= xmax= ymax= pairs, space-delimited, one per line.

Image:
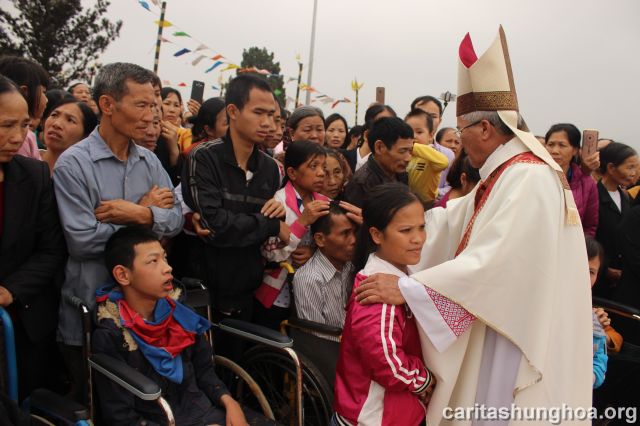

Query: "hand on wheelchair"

xmin=218 ymin=394 xmax=249 ymax=426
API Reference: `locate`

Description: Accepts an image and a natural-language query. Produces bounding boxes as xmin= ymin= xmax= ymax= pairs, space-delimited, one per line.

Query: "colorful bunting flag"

xmin=139 ymin=0 xmax=150 ymax=11
xmin=191 ymin=55 xmax=207 ymax=66
xmin=173 ymin=31 xmax=190 ymax=37
xmin=194 ymin=44 xmax=208 ymax=52
xmin=205 ymin=61 xmax=224 ymax=73
xmin=211 ymin=54 xmax=224 ymax=60
xmin=173 ymin=48 xmax=190 ymax=57
xmin=221 ymin=64 xmax=240 ymax=72
xmin=160 ymin=37 xmax=171 ymax=43
xmin=154 ymin=20 xmax=172 ymax=27
xmin=150 ymin=0 xmax=159 ymax=5
xmin=211 ymin=85 xmax=220 ymax=91
xmin=178 ymin=82 xmax=187 ymax=87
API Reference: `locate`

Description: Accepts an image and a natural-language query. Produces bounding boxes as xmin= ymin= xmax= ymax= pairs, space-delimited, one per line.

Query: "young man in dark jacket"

xmin=182 ymin=74 xmax=288 ymax=328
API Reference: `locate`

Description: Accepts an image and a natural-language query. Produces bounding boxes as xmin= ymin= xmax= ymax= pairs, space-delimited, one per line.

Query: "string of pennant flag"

xmin=135 ymin=0 xmax=354 ymax=109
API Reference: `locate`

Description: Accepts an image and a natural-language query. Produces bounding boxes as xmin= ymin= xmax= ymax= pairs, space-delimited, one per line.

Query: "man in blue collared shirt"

xmin=53 ymin=63 xmax=183 ymax=393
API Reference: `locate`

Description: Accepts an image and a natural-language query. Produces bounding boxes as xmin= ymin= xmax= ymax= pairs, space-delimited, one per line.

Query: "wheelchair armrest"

xmin=27 ymin=388 xmax=89 ymax=421
xmin=217 ymin=318 xmax=293 ymax=349
xmin=89 ymin=353 xmax=161 ymax=401
xmin=287 ymin=317 xmax=342 ymax=336
xmin=180 ymin=277 xmax=206 ymax=290
xmin=593 ymin=296 xmax=640 ymax=320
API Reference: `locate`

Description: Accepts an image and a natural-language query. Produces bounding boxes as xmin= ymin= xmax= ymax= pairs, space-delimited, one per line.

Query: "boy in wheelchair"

xmin=92 ymin=226 xmax=248 ymax=426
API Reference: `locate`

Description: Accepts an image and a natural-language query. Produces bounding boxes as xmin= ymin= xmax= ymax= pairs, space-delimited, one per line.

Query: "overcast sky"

xmin=97 ymin=0 xmax=640 ymax=150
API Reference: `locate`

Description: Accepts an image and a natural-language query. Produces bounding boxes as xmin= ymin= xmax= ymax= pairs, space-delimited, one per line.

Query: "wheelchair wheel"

xmin=214 ymin=354 xmax=274 ymax=420
xmin=240 ymin=346 xmax=333 ymax=426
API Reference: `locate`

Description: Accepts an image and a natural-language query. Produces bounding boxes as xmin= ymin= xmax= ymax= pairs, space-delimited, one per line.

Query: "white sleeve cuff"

xmin=399 ymin=276 xmax=457 ymax=353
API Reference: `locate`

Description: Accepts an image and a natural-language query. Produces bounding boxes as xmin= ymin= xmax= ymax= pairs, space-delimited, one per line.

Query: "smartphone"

xmin=582 ymin=129 xmax=599 ymax=157
xmin=190 ymin=80 xmax=205 ymax=104
xmin=376 ymin=87 xmax=385 ymax=104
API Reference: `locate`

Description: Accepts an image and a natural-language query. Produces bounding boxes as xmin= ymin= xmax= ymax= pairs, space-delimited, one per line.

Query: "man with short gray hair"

xmin=53 ymin=62 xmax=183 ymax=394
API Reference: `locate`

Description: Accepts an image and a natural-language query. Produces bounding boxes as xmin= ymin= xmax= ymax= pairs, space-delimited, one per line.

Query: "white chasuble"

xmin=402 ymin=138 xmax=593 ymax=425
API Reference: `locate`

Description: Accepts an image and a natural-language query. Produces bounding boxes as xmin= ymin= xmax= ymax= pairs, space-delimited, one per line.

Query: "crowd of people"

xmin=0 ymin=26 xmax=639 ymax=425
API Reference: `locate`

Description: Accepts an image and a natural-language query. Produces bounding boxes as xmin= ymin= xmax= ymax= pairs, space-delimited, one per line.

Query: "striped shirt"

xmin=293 ymin=250 xmax=353 ymax=341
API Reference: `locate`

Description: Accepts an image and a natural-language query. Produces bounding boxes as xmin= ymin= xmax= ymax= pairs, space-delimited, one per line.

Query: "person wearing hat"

xmin=354 ymin=27 xmax=592 ymax=424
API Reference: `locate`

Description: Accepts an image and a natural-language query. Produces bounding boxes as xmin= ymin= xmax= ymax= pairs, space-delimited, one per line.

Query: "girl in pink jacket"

xmin=333 ymin=183 xmax=436 ymax=426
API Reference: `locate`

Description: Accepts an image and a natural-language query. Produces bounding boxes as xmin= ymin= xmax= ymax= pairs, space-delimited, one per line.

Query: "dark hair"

xmin=105 ymin=226 xmax=160 ymax=279
xmin=353 ymin=183 xmax=420 ymax=273
xmin=410 ymin=95 xmax=442 ymax=116
xmin=161 ymin=86 xmax=183 ymax=104
xmin=599 ymin=142 xmax=637 ymax=175
xmin=283 ymin=140 xmax=326 ymax=185
xmin=404 ymin=109 xmax=434 ymax=134
xmin=435 ymin=127 xmax=455 ymax=143
xmin=191 ymin=97 xmax=226 ymax=142
xmin=0 ymin=74 xmax=22 ymax=97
xmin=93 ymin=63 xmax=155 ymax=110
xmin=311 ymin=202 xmax=348 ymax=236
xmin=225 ymin=74 xmax=272 ymax=110
xmin=358 ymin=104 xmax=397 ymax=148
xmin=446 ymin=150 xmax=480 ymax=189
xmin=367 ymin=116 xmax=414 ymax=152
xmin=585 ymin=235 xmax=604 ymax=268
xmin=346 ymin=124 xmax=364 ymax=149
xmin=325 ymin=113 xmax=348 ymax=134
xmin=0 ymin=56 xmax=50 ymax=118
xmin=364 ymin=104 xmax=396 ymax=127
xmin=46 ymin=98 xmax=98 ymax=138
xmin=150 ymin=73 xmax=162 ymax=89
xmin=544 ymin=123 xmax=581 ymax=148
xmin=42 ymin=89 xmax=76 ymax=123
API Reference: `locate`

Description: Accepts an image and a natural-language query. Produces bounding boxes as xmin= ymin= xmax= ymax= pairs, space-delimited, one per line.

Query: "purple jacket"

xmin=569 ymin=162 xmax=599 ymax=236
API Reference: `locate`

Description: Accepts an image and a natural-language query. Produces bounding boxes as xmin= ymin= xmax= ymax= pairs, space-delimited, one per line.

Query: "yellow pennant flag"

xmin=221 ymin=64 xmax=240 ymax=72
xmin=154 ymin=20 xmax=172 ymax=28
xmin=351 ymin=79 xmax=364 ymax=91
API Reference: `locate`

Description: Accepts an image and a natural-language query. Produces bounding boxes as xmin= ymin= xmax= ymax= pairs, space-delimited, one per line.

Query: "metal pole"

xmin=294 ymin=62 xmax=303 ymax=108
xmin=153 ymin=1 xmax=167 ymax=74
xmin=304 ymin=0 xmax=318 ymax=105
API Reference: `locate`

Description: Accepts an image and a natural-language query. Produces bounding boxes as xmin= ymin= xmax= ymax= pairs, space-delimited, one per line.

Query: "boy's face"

xmin=405 ymin=115 xmax=432 ymax=145
xmin=118 ymin=241 xmax=174 ymax=299
xmin=316 ymin=213 xmax=356 ymax=265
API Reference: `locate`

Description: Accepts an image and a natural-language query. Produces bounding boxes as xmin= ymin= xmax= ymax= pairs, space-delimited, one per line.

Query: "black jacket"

xmin=594 ymin=181 xmax=631 ymax=297
xmin=182 ymin=136 xmax=281 ymax=311
xmin=616 ymin=197 xmax=640 ymax=309
xmin=92 ymin=318 xmax=230 ymax=426
xmin=0 ymin=155 xmax=66 ymax=342
xmin=342 ymin=155 xmax=409 ymax=208
xmin=341 ymin=148 xmax=357 ymax=174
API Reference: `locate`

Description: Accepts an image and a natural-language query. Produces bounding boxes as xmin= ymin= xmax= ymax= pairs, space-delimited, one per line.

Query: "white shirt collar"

xmin=478 ymin=137 xmax=529 ymax=180
xmin=362 ymin=253 xmax=408 ymax=278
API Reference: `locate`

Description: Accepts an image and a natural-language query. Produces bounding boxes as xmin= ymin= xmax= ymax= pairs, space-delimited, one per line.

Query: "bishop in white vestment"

xmin=355 ymin=27 xmax=592 ymax=425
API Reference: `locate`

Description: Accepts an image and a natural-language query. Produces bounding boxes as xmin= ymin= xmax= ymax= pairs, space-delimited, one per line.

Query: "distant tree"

xmin=0 ymin=0 xmax=122 ymax=87
xmin=239 ymin=47 xmax=286 ymax=106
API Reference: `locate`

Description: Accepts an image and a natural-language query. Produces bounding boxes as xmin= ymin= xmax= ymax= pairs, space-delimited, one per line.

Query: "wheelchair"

xmin=0 ymin=306 xmax=89 ymax=425
xmin=64 ymin=278 xmax=288 ymax=425
xmin=235 ymin=262 xmax=342 ymax=426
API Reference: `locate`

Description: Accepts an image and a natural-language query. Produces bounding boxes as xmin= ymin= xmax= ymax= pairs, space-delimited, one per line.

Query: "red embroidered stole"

xmin=455 ymin=152 xmax=544 ymax=256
